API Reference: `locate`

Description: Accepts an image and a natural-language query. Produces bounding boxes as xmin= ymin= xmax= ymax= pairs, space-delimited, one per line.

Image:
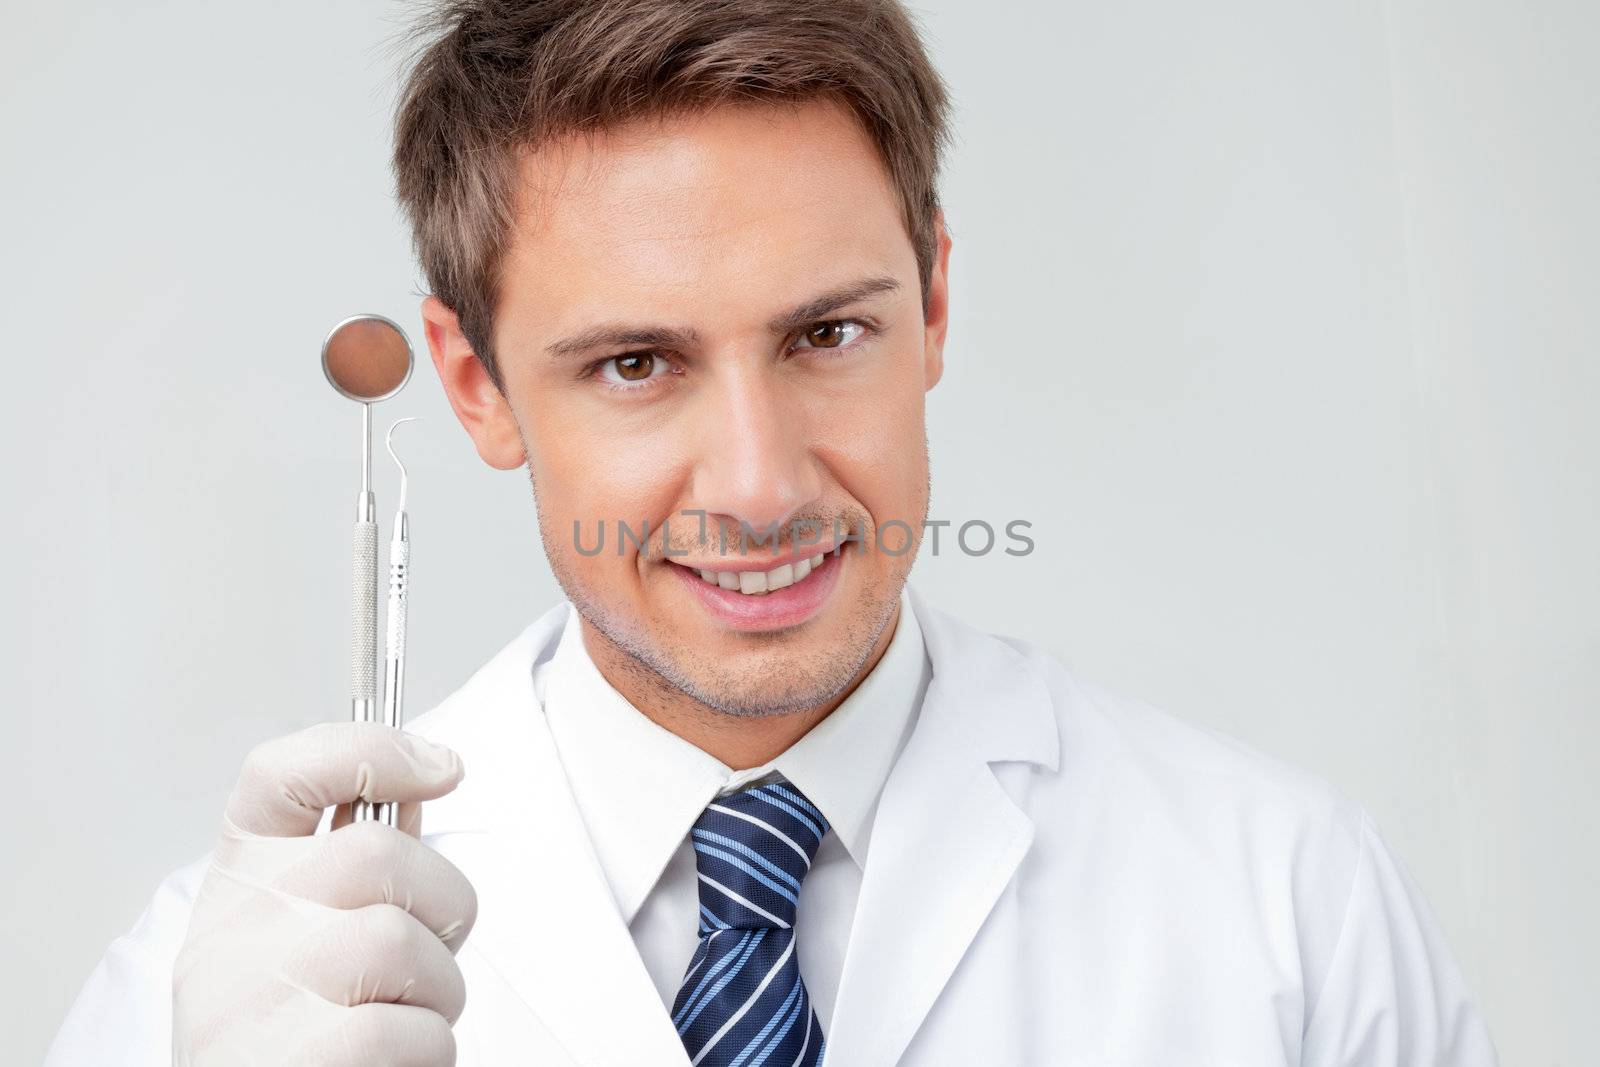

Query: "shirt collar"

xmin=539 ymin=588 xmax=928 ymax=925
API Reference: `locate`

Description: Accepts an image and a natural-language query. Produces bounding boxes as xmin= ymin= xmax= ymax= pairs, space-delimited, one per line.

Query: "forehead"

xmin=497 ymin=98 xmax=911 ymax=334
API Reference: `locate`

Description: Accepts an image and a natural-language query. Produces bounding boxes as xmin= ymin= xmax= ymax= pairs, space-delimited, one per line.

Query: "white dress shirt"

xmin=534 ymin=589 xmax=929 ymax=1028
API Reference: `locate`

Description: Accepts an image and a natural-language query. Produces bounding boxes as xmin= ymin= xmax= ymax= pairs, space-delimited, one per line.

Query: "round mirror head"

xmin=321 ymin=313 xmax=414 ymax=403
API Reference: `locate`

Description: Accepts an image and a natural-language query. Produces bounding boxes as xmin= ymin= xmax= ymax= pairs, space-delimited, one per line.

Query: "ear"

xmin=922 ymin=210 xmax=952 ymax=391
xmin=421 ymin=295 xmax=526 ymax=470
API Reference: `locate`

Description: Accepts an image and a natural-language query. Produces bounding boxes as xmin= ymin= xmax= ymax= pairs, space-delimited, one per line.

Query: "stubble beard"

xmin=523 ymin=433 xmax=929 ymax=720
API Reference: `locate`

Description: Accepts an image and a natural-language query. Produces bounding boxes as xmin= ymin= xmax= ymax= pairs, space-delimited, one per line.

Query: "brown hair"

xmin=389 ymin=0 xmax=954 ymax=392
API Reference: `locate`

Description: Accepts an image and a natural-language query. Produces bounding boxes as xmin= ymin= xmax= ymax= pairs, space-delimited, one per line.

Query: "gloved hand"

xmin=172 ymin=721 xmax=477 ymax=1066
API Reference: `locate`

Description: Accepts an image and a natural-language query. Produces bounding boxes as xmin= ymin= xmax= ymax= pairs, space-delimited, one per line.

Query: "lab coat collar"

xmin=904 ymin=583 xmax=1061 ymax=772
xmin=408 ymin=583 xmax=1061 ymax=1065
xmin=823 ymin=583 xmax=1060 ymax=1064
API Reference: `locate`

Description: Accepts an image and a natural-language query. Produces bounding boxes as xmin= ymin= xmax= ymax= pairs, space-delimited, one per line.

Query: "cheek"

xmin=535 ymin=429 xmax=662 ymax=513
xmin=522 ymin=396 xmax=687 ymax=576
xmin=523 ymin=386 xmax=639 ymax=509
xmin=806 ymin=356 xmax=928 ymax=522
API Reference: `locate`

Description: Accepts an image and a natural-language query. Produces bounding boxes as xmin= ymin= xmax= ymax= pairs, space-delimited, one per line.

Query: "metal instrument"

xmin=319 ymin=314 xmax=415 ymax=824
xmin=376 ymin=417 xmax=419 ymax=826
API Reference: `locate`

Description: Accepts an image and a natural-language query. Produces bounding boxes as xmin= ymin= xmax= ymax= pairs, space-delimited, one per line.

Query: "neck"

xmin=580 ymin=604 xmax=901 ymax=770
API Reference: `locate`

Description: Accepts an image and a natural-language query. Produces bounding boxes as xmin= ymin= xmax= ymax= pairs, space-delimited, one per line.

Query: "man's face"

xmin=427 ymin=97 xmax=951 ymax=717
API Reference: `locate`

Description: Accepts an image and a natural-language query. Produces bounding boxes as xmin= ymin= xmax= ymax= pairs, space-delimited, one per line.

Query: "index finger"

xmin=225 ymin=721 xmax=463 ymax=837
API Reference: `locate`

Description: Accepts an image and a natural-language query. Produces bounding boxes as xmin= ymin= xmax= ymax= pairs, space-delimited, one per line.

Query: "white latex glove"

xmin=172 ymin=721 xmax=477 ymax=1066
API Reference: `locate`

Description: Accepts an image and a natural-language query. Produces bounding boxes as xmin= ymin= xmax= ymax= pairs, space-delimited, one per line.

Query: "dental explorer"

xmin=369 ymin=417 xmax=418 ymax=827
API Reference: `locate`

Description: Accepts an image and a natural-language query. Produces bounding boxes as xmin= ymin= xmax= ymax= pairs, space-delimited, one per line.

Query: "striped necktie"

xmin=671 ymin=774 xmax=830 ymax=1066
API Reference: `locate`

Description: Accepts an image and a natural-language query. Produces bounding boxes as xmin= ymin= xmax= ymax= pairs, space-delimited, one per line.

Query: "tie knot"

xmin=690 ymin=775 xmax=830 ymax=933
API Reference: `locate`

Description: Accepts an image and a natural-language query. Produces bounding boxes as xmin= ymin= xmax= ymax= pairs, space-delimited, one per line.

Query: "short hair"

xmin=390 ymin=0 xmax=954 ymax=392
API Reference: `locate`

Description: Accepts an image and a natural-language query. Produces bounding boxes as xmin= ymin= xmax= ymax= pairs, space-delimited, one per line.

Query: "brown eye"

xmin=794 ymin=320 xmax=867 ymax=352
xmin=803 ymin=322 xmax=847 ymax=348
xmin=611 ymin=352 xmax=655 ymax=381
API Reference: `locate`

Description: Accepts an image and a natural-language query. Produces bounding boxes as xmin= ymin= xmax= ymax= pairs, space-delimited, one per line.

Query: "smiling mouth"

xmin=672 ymin=544 xmax=846 ymax=596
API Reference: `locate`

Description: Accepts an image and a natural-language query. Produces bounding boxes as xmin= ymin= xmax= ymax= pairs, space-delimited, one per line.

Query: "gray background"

xmin=4 ymin=0 xmax=1595 ymax=1062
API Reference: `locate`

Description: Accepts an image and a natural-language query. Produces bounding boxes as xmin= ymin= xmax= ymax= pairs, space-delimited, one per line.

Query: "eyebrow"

xmin=544 ymin=275 xmax=902 ymax=361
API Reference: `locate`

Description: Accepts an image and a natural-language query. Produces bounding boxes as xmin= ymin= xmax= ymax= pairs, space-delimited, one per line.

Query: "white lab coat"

xmin=46 ymin=588 xmax=1499 ymax=1065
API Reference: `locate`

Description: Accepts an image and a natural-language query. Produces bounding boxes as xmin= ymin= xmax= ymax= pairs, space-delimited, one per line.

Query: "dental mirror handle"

xmin=352 ymin=489 xmax=380 ymax=823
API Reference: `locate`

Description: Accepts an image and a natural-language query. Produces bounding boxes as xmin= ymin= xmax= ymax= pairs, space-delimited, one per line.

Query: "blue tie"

xmin=671 ymin=775 xmax=829 ymax=1066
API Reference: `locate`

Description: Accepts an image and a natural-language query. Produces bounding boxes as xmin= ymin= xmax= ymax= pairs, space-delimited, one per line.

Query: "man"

xmin=47 ymin=1 xmax=1499 ymax=1064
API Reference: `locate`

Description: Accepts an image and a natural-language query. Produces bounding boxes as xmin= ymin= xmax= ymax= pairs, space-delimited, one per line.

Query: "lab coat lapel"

xmin=825 ymin=588 xmax=1061 ymax=1065
xmin=414 ymin=606 xmax=691 ymax=1066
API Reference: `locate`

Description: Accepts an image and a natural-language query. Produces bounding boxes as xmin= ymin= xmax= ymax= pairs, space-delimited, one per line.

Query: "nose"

xmin=686 ymin=360 xmax=822 ymax=550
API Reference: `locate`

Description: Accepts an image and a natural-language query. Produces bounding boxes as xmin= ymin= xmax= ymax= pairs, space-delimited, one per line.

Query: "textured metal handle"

xmin=375 ymin=534 xmax=410 ymax=828
xmin=384 ymin=536 xmax=409 ymax=662
xmin=352 ymin=519 xmax=379 ymax=704
xmin=353 ymin=512 xmax=380 ymax=823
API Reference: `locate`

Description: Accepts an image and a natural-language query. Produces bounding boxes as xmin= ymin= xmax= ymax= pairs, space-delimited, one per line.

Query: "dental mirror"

xmin=322 ymin=313 xmax=413 ymax=403
xmin=320 ymin=313 xmax=415 ymax=761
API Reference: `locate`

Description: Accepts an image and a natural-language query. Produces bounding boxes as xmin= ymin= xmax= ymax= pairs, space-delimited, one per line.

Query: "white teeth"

xmin=766 ymin=563 xmax=795 ymax=591
xmin=692 ymin=552 xmax=829 ymax=596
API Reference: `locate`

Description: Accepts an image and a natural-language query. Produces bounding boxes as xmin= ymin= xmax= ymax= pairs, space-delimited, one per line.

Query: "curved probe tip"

xmin=385 ymin=416 xmax=420 ymax=514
